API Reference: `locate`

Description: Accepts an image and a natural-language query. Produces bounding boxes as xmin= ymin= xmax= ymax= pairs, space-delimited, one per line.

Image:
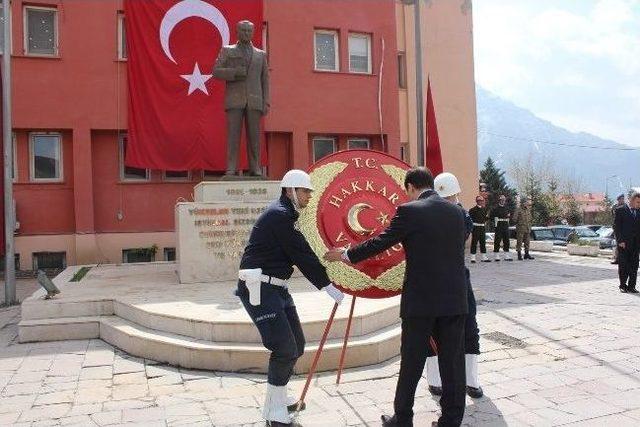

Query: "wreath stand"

xmin=296 ymin=295 xmax=439 ymax=413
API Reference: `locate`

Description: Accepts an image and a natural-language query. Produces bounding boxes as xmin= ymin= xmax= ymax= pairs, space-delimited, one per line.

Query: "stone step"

xmin=99 ymin=316 xmax=400 ymax=373
xmin=112 ymin=299 xmax=399 ymax=344
xmin=19 ymin=315 xmax=401 ymax=373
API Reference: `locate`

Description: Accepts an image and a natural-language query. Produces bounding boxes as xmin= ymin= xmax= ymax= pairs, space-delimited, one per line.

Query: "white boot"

xmin=494 ymin=252 xmax=501 ymax=262
xmin=426 ymin=356 xmax=442 ymax=388
xmin=465 ymin=354 xmax=480 ymax=389
xmin=504 ymin=252 xmax=513 ymax=261
xmin=481 ymin=253 xmax=490 ymax=263
xmin=263 ymin=384 xmax=292 ymax=424
xmin=470 ymin=254 xmax=477 ymax=263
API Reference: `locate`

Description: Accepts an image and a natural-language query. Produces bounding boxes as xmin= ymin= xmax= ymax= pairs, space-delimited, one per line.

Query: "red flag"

xmin=425 ymin=78 xmax=443 ymax=176
xmin=124 ymin=0 xmax=264 ymax=171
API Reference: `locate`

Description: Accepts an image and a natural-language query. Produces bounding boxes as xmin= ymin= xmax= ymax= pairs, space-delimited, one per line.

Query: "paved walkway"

xmin=1 ymin=253 xmax=640 ymax=426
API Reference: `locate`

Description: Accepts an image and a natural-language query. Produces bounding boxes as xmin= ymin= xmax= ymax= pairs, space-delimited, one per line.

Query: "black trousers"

xmin=618 ymin=246 xmax=639 ymax=289
xmin=427 ymin=280 xmax=479 ymax=356
xmin=237 ymin=281 xmax=305 ymax=386
xmin=394 ymin=315 xmax=466 ymax=427
xmin=470 ymin=226 xmax=486 ymax=254
xmin=494 ymin=226 xmax=510 ymax=252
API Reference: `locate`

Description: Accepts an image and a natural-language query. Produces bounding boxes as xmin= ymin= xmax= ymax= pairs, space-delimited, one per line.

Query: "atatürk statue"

xmin=213 ymin=20 xmax=270 ymax=177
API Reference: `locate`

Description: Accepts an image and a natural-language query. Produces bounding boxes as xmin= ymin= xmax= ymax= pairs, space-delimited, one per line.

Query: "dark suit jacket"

xmin=614 ymin=205 xmax=640 ymax=250
xmin=347 ymin=189 xmax=468 ymax=318
xmin=213 ymin=43 xmax=270 ymax=112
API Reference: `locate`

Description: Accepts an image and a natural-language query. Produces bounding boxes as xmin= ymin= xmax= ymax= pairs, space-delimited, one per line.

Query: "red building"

xmin=3 ymin=0 xmax=477 ymax=269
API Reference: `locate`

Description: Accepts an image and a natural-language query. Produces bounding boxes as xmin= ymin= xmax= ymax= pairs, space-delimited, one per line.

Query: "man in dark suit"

xmin=614 ymin=190 xmax=640 ymax=293
xmin=611 ymin=194 xmax=626 ymax=264
xmin=325 ymin=167 xmax=468 ymax=427
xmin=213 ymin=20 xmax=270 ymax=176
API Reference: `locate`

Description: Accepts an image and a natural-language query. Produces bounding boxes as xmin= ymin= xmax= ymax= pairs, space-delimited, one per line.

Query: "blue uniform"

xmin=237 ymin=195 xmax=331 ymax=386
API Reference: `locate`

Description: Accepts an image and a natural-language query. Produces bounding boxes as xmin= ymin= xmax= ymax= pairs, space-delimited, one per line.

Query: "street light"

xmin=400 ymin=0 xmax=425 ymax=166
xmin=605 ymin=174 xmax=617 ymax=198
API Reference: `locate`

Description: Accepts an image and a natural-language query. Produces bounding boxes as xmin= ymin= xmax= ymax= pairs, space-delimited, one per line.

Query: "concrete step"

xmin=100 ymin=316 xmax=400 ymax=373
xmin=112 ymin=299 xmax=399 ymax=344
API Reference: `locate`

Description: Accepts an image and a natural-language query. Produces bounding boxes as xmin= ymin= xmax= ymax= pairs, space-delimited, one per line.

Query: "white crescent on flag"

xmin=159 ymin=0 xmax=231 ymax=65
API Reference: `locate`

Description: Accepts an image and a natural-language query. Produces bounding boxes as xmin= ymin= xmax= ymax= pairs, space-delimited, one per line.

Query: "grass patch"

xmin=70 ymin=266 xmax=91 ymax=282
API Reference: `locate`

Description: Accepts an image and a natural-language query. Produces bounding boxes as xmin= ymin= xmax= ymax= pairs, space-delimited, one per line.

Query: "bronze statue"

xmin=213 ymin=20 xmax=270 ymax=177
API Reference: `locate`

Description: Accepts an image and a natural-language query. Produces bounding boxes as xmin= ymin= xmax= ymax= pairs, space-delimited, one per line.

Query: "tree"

xmin=479 ymin=157 xmax=517 ymax=217
xmin=563 ymin=194 xmax=583 ymax=226
xmin=592 ymin=194 xmax=614 ymax=226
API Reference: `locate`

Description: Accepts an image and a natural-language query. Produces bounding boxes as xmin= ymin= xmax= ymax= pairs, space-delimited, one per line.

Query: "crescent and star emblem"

xmin=159 ymin=0 xmax=231 ymax=96
xmin=347 ymin=203 xmax=374 ymax=235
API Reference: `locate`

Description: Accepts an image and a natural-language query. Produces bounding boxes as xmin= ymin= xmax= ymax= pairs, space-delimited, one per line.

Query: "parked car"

xmin=585 ymin=224 xmax=604 ymax=233
xmin=486 ymin=232 xmax=495 ymax=243
xmin=596 ymin=226 xmax=616 ymax=249
xmin=530 ymin=227 xmax=565 ymax=245
xmin=548 ymin=225 xmax=601 ymax=246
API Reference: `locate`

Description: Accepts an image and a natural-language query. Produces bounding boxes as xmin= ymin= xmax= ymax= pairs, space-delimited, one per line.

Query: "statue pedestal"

xmin=176 ymin=181 xmax=281 ymax=283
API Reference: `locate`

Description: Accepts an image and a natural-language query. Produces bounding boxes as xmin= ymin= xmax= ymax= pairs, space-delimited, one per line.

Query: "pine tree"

xmin=479 ymin=157 xmax=517 ymax=215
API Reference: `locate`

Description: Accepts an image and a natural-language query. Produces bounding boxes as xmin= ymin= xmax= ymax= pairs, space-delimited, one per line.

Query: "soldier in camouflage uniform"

xmin=515 ymin=197 xmax=534 ymax=260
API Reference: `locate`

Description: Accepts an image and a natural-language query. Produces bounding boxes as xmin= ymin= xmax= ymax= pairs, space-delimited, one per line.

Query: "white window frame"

xmin=117 ymin=12 xmax=127 ymax=60
xmin=314 ymin=29 xmax=339 ymax=72
xmin=119 ymin=134 xmax=149 ymax=182
xmin=347 ymin=138 xmax=370 ymax=150
xmin=262 ymin=22 xmax=268 ymax=52
xmin=312 ymin=137 xmax=336 ymax=162
xmin=348 ymin=33 xmax=372 ymax=74
xmin=23 ymin=5 xmax=59 ymax=57
xmin=0 ymin=4 xmax=13 ymax=55
xmin=29 ymin=132 xmax=63 ymax=183
xmin=162 ymin=170 xmax=191 ymax=182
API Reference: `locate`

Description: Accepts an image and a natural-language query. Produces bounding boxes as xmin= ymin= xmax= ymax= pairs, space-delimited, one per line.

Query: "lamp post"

xmin=401 ymin=0 xmax=425 ymax=166
xmin=3 ymin=0 xmax=16 ymax=306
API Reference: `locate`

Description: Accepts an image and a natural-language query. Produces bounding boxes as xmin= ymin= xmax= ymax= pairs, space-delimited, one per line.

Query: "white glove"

xmin=324 ymin=283 xmax=344 ymax=305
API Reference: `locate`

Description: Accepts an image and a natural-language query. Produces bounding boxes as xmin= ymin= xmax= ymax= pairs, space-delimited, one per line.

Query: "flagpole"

xmin=3 ymin=0 xmax=17 ymax=306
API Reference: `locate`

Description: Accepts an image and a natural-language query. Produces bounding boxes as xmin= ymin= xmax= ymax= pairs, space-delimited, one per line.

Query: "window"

xmin=1 ymin=254 xmax=20 ymax=271
xmin=348 ymin=138 xmax=370 ymax=150
xmin=117 ymin=13 xmax=126 ymax=60
xmin=123 ymin=248 xmax=155 ymax=263
xmin=398 ymin=52 xmax=407 ymax=88
xmin=33 ymin=252 xmax=66 ymax=270
xmin=400 ymin=144 xmax=408 ymax=162
xmin=0 ymin=4 xmax=11 ymax=55
xmin=312 ymin=137 xmax=336 ymax=162
xmin=314 ymin=30 xmax=338 ymax=71
xmin=30 ymin=133 xmax=62 ymax=182
xmin=348 ymin=33 xmax=371 ymax=74
xmin=163 ymin=170 xmax=190 ymax=181
xmin=164 ymin=247 xmax=176 ymax=262
xmin=119 ymin=135 xmax=149 ymax=181
xmin=24 ymin=6 xmax=58 ymax=56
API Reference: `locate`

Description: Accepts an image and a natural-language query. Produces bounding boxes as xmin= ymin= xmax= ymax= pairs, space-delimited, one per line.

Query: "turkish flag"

xmin=124 ymin=0 xmax=264 ymax=171
xmin=425 ymin=78 xmax=443 ymax=176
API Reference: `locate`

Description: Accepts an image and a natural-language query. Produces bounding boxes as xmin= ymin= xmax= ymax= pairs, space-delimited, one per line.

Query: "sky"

xmin=473 ymin=0 xmax=640 ymax=147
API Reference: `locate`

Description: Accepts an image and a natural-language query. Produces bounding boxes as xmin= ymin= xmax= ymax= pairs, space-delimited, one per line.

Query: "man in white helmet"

xmin=236 ymin=169 xmax=344 ymax=426
xmin=430 ymin=172 xmax=483 ymax=399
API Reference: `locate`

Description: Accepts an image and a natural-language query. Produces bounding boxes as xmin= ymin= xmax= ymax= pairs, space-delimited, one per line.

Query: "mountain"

xmin=476 ymin=87 xmax=640 ymax=193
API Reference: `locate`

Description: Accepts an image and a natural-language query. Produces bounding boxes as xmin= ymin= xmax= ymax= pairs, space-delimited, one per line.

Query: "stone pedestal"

xmin=176 ymin=181 xmax=281 ymax=283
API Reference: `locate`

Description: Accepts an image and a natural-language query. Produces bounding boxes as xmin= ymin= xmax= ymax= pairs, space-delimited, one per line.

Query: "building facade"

xmin=2 ymin=0 xmax=477 ymax=269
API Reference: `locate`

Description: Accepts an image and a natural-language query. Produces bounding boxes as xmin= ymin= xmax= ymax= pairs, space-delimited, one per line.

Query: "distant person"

xmin=611 ymin=194 xmax=626 ymax=265
xmin=490 ymin=195 xmax=513 ymax=261
xmin=514 ymin=197 xmax=534 ymax=261
xmin=614 ymin=190 xmax=640 ymax=293
xmin=468 ymin=196 xmax=491 ymax=263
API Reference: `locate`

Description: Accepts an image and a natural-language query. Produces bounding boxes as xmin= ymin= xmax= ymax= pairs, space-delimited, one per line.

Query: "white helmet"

xmin=434 ymin=172 xmax=461 ymax=198
xmin=280 ymin=169 xmax=313 ymax=190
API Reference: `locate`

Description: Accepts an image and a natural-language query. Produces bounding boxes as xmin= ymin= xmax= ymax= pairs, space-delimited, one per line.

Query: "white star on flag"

xmin=180 ymin=63 xmax=213 ymax=95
